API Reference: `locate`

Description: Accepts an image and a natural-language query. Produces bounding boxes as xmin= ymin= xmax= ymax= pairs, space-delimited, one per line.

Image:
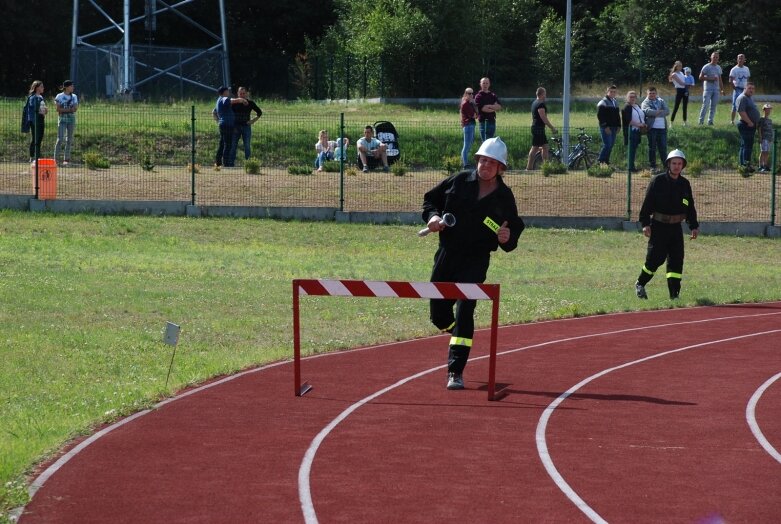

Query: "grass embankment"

xmin=0 ymin=211 xmax=779 ymax=515
xmin=0 ymin=99 xmax=756 ymax=171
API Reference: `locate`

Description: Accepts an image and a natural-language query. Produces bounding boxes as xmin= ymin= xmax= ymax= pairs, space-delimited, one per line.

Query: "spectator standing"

xmin=634 ymin=149 xmax=699 ymax=301
xmin=233 ymin=87 xmax=262 ymax=160
xmin=474 ymin=77 xmax=501 ymax=141
xmin=758 ymin=104 xmax=773 ymax=172
xmin=735 ymin=82 xmax=760 ymax=170
xmin=314 ymin=130 xmax=336 ymax=172
xmin=596 ymin=85 xmax=621 ymax=164
xmin=641 ymin=86 xmax=670 ymax=172
xmin=53 ymin=80 xmax=78 ymax=166
xmin=621 ymin=90 xmax=646 ymax=172
xmin=357 ymin=125 xmax=389 ymax=172
xmin=214 ymin=86 xmax=248 ymax=168
xmin=729 ymin=54 xmax=750 ymax=125
xmin=421 ymin=137 xmax=524 ymax=390
xmin=460 ymin=87 xmax=478 ymax=168
xmin=26 ymin=80 xmax=48 ymax=161
xmin=698 ymin=52 xmax=723 ymax=125
xmin=668 ymin=61 xmax=689 ymax=126
xmin=526 ymin=87 xmax=557 ymax=170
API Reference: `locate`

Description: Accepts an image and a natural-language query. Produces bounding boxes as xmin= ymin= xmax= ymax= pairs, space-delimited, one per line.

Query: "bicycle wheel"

xmin=573 ymin=151 xmax=598 ymax=170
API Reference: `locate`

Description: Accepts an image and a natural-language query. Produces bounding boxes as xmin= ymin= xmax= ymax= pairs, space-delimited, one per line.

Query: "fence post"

xmin=626 ymin=142 xmax=632 ymax=220
xmin=771 ymin=130 xmax=777 ymax=226
xmin=191 ymin=106 xmax=196 ymax=206
xmin=339 ymin=112 xmax=345 ymax=212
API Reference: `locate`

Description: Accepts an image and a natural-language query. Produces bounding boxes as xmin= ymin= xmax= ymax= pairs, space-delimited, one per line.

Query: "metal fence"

xmin=0 ymin=102 xmax=777 ymax=224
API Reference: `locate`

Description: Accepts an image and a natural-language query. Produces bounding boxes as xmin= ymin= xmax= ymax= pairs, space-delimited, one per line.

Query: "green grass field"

xmin=0 ymin=210 xmax=779 ymax=515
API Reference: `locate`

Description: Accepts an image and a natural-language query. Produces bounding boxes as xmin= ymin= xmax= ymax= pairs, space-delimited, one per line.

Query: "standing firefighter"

xmin=635 ymin=149 xmax=700 ymax=300
xmin=421 ymin=137 xmax=525 ymax=390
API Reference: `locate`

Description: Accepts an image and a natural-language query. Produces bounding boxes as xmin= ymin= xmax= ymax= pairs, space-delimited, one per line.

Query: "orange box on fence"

xmin=30 ymin=159 xmax=57 ymax=200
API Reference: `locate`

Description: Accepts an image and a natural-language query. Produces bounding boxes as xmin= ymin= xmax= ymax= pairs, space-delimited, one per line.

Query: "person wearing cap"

xmin=54 ymin=80 xmax=78 ymax=166
xmin=758 ymin=104 xmax=773 ymax=172
xmin=213 ymin=86 xmax=248 ymax=168
xmin=421 ymin=137 xmax=525 ymax=390
xmin=635 ymin=149 xmax=699 ymax=301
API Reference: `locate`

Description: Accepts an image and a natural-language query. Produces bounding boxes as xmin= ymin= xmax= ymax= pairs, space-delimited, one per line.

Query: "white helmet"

xmin=665 ymin=149 xmax=687 ymax=168
xmin=475 ymin=137 xmax=508 ymax=167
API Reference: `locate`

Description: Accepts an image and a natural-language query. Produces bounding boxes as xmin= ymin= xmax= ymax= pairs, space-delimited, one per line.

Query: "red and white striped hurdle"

xmin=293 ymin=279 xmax=503 ymax=400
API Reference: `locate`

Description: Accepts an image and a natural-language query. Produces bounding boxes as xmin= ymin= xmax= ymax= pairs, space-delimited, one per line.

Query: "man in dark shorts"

xmin=526 ymin=86 xmax=558 ymax=170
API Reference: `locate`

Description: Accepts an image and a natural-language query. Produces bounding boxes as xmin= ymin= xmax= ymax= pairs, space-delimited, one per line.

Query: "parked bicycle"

xmin=533 ymin=128 xmax=598 ymax=170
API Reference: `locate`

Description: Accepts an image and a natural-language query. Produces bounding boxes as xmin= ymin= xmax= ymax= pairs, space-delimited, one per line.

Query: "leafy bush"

xmin=287 ymin=165 xmax=312 ymax=175
xmin=141 ymin=152 xmax=155 ymax=172
xmin=186 ymin=163 xmax=201 ymax=174
xmin=345 ymin=166 xmax=358 ymax=177
xmin=244 ymin=158 xmax=261 ymax=175
xmin=541 ymin=160 xmax=567 ymax=176
xmin=441 ymin=155 xmax=462 ymax=175
xmin=322 ymin=161 xmax=341 ymax=173
xmin=686 ymin=159 xmax=704 ymax=178
xmin=391 ymin=161 xmax=408 ymax=177
xmin=83 ymin=151 xmax=110 ymax=170
xmin=587 ymin=163 xmax=614 ymax=178
xmin=737 ymin=164 xmax=754 ymax=178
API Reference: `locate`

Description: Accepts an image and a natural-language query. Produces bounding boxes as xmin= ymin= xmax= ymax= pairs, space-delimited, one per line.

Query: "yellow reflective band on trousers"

xmin=642 ymin=265 xmax=655 ymax=275
xmin=666 ymin=272 xmax=682 ymax=279
xmin=442 ymin=322 xmax=455 ymax=332
xmin=450 ymin=336 xmax=473 ymax=347
xmin=483 ymin=216 xmax=500 ymax=233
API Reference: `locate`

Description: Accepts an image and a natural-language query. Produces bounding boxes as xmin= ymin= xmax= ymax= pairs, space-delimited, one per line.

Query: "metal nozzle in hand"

xmin=418 ymin=213 xmax=456 ymax=237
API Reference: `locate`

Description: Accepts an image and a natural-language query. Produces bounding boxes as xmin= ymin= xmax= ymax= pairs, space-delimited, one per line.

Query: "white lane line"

xmin=298 ymin=312 xmax=781 ymax=523
xmin=746 ymin=371 xmax=781 ymax=464
xmin=536 ymin=329 xmax=781 ymax=524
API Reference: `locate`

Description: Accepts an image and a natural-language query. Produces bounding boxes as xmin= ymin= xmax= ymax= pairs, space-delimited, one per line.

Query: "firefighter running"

xmin=635 ymin=149 xmax=700 ymax=300
xmin=421 ymin=137 xmax=525 ymax=390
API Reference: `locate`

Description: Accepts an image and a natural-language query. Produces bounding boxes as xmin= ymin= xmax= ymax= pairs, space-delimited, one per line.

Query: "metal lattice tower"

xmin=71 ymin=0 xmax=230 ymax=99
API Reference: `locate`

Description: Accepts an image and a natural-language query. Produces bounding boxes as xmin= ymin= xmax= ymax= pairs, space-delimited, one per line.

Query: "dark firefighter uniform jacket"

xmin=639 ymin=171 xmax=699 ymax=230
xmin=422 ymin=169 xmax=525 ymax=255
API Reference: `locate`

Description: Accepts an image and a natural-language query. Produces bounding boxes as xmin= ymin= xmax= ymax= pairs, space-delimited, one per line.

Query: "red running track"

xmin=18 ymin=302 xmax=781 ymax=523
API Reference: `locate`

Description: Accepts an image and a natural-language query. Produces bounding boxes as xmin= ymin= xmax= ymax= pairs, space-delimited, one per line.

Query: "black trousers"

xmin=29 ymin=118 xmax=45 ymax=159
xmin=637 ymin=222 xmax=684 ymax=297
xmin=429 ymin=247 xmax=490 ymax=374
xmin=670 ymin=88 xmax=689 ymax=123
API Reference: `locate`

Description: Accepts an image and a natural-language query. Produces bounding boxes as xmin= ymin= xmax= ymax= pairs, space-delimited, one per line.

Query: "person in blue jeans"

xmin=735 ymin=82 xmax=760 ymax=169
xmin=641 ymin=86 xmax=669 ymax=171
xmin=596 ymin=85 xmax=621 ymax=164
xmin=474 ymin=77 xmax=501 ymax=141
xmin=214 ymin=86 xmax=248 ymax=167
xmin=698 ymin=52 xmax=723 ymax=125
xmin=621 ymin=90 xmax=647 ymax=172
xmin=459 ymin=87 xmax=478 ymax=167
xmin=233 ymin=87 xmax=262 ymax=160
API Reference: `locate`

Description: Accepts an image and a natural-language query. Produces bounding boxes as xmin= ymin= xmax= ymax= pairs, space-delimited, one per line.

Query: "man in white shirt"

xmin=357 ymin=125 xmax=389 ymax=172
xmin=729 ymin=54 xmax=750 ymax=125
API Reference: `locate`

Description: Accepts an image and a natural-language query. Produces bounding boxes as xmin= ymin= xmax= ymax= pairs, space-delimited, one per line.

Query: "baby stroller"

xmin=357 ymin=120 xmax=400 ymax=169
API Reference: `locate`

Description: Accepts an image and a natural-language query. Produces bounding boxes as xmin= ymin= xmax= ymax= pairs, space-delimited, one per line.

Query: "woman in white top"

xmin=668 ymin=61 xmax=689 ymax=126
xmin=314 ymin=130 xmax=336 ymax=172
xmin=621 ymin=90 xmax=647 ymax=172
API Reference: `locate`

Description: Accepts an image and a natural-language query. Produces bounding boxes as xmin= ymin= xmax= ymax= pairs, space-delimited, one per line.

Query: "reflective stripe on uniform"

xmin=666 ymin=272 xmax=682 ymax=279
xmin=442 ymin=322 xmax=455 ymax=332
xmin=682 ymin=198 xmax=689 ymax=206
xmin=642 ymin=265 xmax=655 ymax=275
xmin=450 ymin=336 xmax=473 ymax=347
